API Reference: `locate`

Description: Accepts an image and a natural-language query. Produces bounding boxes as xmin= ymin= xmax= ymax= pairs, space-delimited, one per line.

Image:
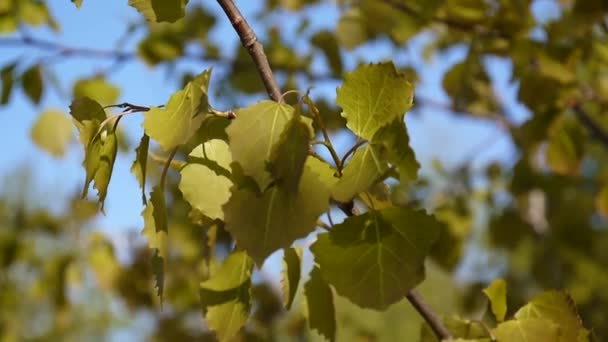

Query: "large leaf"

xmin=223 ymin=158 xmax=331 ymax=265
xmin=200 ymin=251 xmax=253 ymax=341
xmin=128 ymin=0 xmax=188 ymax=23
xmin=141 ymin=186 xmax=168 ymax=302
xmin=305 ymin=266 xmax=336 ymax=342
xmin=336 ymin=62 xmax=413 ymax=140
xmin=311 ymin=207 xmax=442 ymax=309
xmin=267 ymin=108 xmax=313 ymax=193
xmin=143 ymin=69 xmax=211 ymax=151
xmin=281 ymin=247 xmax=302 ymax=310
xmin=483 ymin=278 xmax=507 ymax=322
xmin=227 ymin=100 xmax=295 ymax=189
xmin=30 ymin=111 xmax=73 ymax=158
xmin=332 ymin=144 xmax=388 ymax=203
xmin=179 ymin=139 xmax=233 ymax=220
xmin=494 ymin=318 xmax=559 ymax=342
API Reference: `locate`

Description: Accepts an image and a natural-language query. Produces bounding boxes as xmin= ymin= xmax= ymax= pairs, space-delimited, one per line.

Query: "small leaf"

xmin=336 ymin=62 xmax=413 ymax=140
xmin=305 ymin=266 xmax=336 ymax=342
xmin=21 ymin=64 xmax=43 ymax=104
xmin=332 ymin=144 xmax=388 ymax=202
xmin=227 ymin=100 xmax=295 ymax=189
xmin=282 ymin=247 xmax=302 ymax=310
xmin=91 ymin=130 xmax=118 ymax=211
xmin=143 ymin=70 xmax=211 ymax=151
xmin=372 ymin=118 xmax=419 ymax=183
xmin=311 ymin=31 xmax=342 ymax=76
xmin=69 ymin=97 xmax=107 ymax=123
xmin=179 ymin=139 xmax=233 ymax=220
xmin=73 ymin=77 xmax=119 ymax=105
xmin=267 ymin=107 xmax=313 ymax=193
xmin=129 ymin=0 xmax=188 ymax=23
xmin=142 ymin=186 xmax=168 ymax=302
xmin=200 ymin=251 xmax=253 ymax=341
xmin=30 ymin=111 xmax=73 ymax=158
xmin=131 ymin=134 xmax=150 ymax=205
xmin=483 ymin=278 xmax=507 ymax=322
xmin=1 ymin=62 xmax=17 ymax=104
xmin=223 ymin=158 xmax=331 ymax=265
xmin=311 ymin=207 xmax=442 ymax=309
xmin=71 ymin=0 xmax=83 ymax=9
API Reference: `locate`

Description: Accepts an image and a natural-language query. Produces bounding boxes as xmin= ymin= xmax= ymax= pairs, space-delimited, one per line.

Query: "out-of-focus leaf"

xmin=30 ymin=111 xmax=73 ymax=158
xmin=281 ymin=247 xmax=302 ymax=310
xmin=73 ymin=77 xmax=119 ymax=106
xmin=483 ymin=278 xmax=507 ymax=322
xmin=129 ymin=0 xmax=188 ymax=23
xmin=493 ymin=318 xmax=559 ymax=342
xmin=337 ymin=62 xmax=413 ymax=140
xmin=336 ymin=9 xmax=368 ymax=50
xmin=546 ymin=113 xmax=586 ymax=176
xmin=200 ymin=251 xmax=253 ymax=341
xmin=372 ymin=118 xmax=419 ymax=183
xmin=311 ymin=207 xmax=442 ymax=309
xmin=0 ymin=62 xmax=16 ymax=104
xmin=305 ymin=266 xmax=336 ymax=342
xmin=71 ymin=0 xmax=83 ymax=9
xmin=311 ymin=31 xmax=342 ymax=76
xmin=21 ymin=64 xmax=43 ymax=104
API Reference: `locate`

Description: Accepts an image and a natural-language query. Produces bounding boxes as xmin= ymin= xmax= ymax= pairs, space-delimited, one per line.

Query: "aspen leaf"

xmin=141 ymin=186 xmax=168 ymax=302
xmin=332 ymin=144 xmax=388 ymax=203
xmin=30 ymin=111 xmax=73 ymax=158
xmin=129 ymin=0 xmax=188 ymax=23
xmin=305 ymin=266 xmax=336 ymax=342
xmin=483 ymin=278 xmax=507 ymax=322
xmin=281 ymin=247 xmax=302 ymax=310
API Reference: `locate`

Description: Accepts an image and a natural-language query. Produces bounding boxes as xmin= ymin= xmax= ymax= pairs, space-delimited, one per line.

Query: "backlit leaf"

xmin=372 ymin=118 xmax=419 ymax=183
xmin=282 ymin=247 xmax=302 ymax=310
xmin=223 ymin=158 xmax=331 ymax=265
xmin=332 ymin=144 xmax=388 ymax=202
xmin=311 ymin=207 xmax=442 ymax=309
xmin=179 ymin=139 xmax=232 ymax=220
xmin=200 ymin=251 xmax=253 ymax=341
xmin=142 ymin=186 xmax=168 ymax=301
xmin=143 ymin=69 xmax=211 ymax=151
xmin=494 ymin=318 xmax=559 ymax=342
xmin=129 ymin=0 xmax=188 ymax=23
xmin=336 ymin=62 xmax=413 ymax=140
xmin=130 ymin=134 xmax=150 ymax=205
xmin=305 ymin=266 xmax=336 ymax=342
xmin=483 ymin=278 xmax=507 ymax=322
xmin=73 ymin=77 xmax=119 ymax=106
xmin=30 ymin=111 xmax=73 ymax=158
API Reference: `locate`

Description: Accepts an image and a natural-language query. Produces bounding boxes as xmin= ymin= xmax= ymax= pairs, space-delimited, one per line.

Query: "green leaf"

xmin=179 ymin=139 xmax=233 ymax=220
xmin=494 ymin=318 xmax=559 ymax=342
xmin=332 ymin=144 xmax=388 ymax=203
xmin=21 ymin=64 xmax=43 ymax=104
xmin=143 ymin=69 xmax=211 ymax=151
xmin=200 ymin=251 xmax=253 ymax=341
xmin=483 ymin=278 xmax=507 ymax=322
xmin=89 ymin=130 xmax=118 ymax=211
xmin=336 ymin=62 xmax=413 ymax=140
xmin=514 ymin=291 xmax=589 ymax=341
xmin=336 ymin=9 xmax=368 ymax=50
xmin=71 ymin=0 xmax=83 ymax=9
xmin=30 ymin=111 xmax=73 ymax=158
xmin=305 ymin=266 xmax=336 ymax=342
xmin=142 ymin=186 xmax=168 ymax=301
xmin=128 ymin=0 xmax=188 ymax=23
xmin=69 ymin=97 xmax=107 ymax=123
xmin=130 ymin=134 xmax=150 ymax=205
xmin=306 ymin=156 xmax=339 ymax=189
xmin=227 ymin=100 xmax=295 ymax=189
xmin=311 ymin=207 xmax=442 ymax=309
xmin=546 ymin=113 xmax=586 ymax=176
xmin=267 ymin=107 xmax=313 ymax=193
xmin=223 ymin=158 xmax=331 ymax=265
xmin=311 ymin=31 xmax=342 ymax=77
xmin=73 ymin=77 xmax=119 ymax=106
xmin=281 ymin=247 xmax=302 ymax=310
xmin=372 ymin=118 xmax=419 ymax=183
xmin=1 ymin=62 xmax=16 ymax=104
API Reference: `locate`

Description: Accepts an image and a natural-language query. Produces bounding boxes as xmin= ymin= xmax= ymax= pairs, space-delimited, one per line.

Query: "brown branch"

xmin=406 ymin=290 xmax=453 ymax=339
xmin=215 ymin=0 xmax=282 ymax=101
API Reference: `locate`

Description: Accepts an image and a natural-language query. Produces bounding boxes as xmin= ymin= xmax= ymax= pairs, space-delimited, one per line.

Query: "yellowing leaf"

xmin=483 ymin=278 xmax=507 ymax=322
xmin=311 ymin=208 xmax=442 ymax=309
xmin=73 ymin=77 xmax=119 ymax=105
xmin=223 ymin=159 xmax=331 ymax=265
xmin=336 ymin=62 xmax=413 ymax=140
xmin=30 ymin=111 xmax=73 ymax=158
xmin=179 ymin=139 xmax=233 ymax=220
xmin=143 ymin=70 xmax=211 ymax=151
xmin=494 ymin=318 xmax=559 ymax=342
xmin=282 ymin=247 xmax=302 ymax=310
xmin=227 ymin=100 xmax=295 ymax=189
xmin=332 ymin=144 xmax=388 ymax=203
xmin=305 ymin=266 xmax=336 ymax=342
xmin=129 ymin=0 xmax=188 ymax=23
xmin=200 ymin=251 xmax=253 ymax=341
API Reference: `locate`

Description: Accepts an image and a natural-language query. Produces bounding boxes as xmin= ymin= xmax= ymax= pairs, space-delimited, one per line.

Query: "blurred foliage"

xmin=1 ymin=0 xmax=608 ymax=341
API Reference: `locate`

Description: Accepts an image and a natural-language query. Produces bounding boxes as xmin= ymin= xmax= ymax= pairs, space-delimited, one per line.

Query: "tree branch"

xmin=406 ymin=290 xmax=453 ymax=339
xmin=215 ymin=0 xmax=282 ymax=101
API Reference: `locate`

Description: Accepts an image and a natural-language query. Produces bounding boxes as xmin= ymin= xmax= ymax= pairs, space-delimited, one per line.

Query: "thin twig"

xmin=215 ymin=0 xmax=281 ymax=101
xmin=406 ymin=290 xmax=453 ymax=340
xmin=340 ymin=139 xmax=367 ymax=168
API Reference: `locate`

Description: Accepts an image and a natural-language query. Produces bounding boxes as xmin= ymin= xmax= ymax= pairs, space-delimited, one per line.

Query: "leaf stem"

xmin=160 ymin=147 xmax=179 ymax=191
xmin=340 ymin=139 xmax=367 ymax=168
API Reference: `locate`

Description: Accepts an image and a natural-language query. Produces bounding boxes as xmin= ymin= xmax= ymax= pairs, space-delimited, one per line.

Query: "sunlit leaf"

xmin=305 ymin=266 xmax=336 ymax=342
xmin=223 ymin=159 xmax=331 ymax=265
xmin=179 ymin=139 xmax=232 ymax=220
xmin=200 ymin=251 xmax=253 ymax=341
xmin=494 ymin=318 xmax=559 ymax=342
xmin=336 ymin=62 xmax=413 ymax=140
xmin=332 ymin=144 xmax=388 ymax=203
xmin=73 ymin=77 xmax=119 ymax=106
xmin=311 ymin=207 xmax=442 ymax=309
xmin=30 ymin=111 xmax=73 ymax=158
xmin=143 ymin=69 xmax=211 ymax=151
xmin=282 ymin=247 xmax=302 ymax=310
xmin=129 ymin=0 xmax=188 ymax=23
xmin=483 ymin=278 xmax=507 ymax=322
xmin=142 ymin=186 xmax=168 ymax=302
xmin=131 ymin=134 xmax=150 ymax=205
